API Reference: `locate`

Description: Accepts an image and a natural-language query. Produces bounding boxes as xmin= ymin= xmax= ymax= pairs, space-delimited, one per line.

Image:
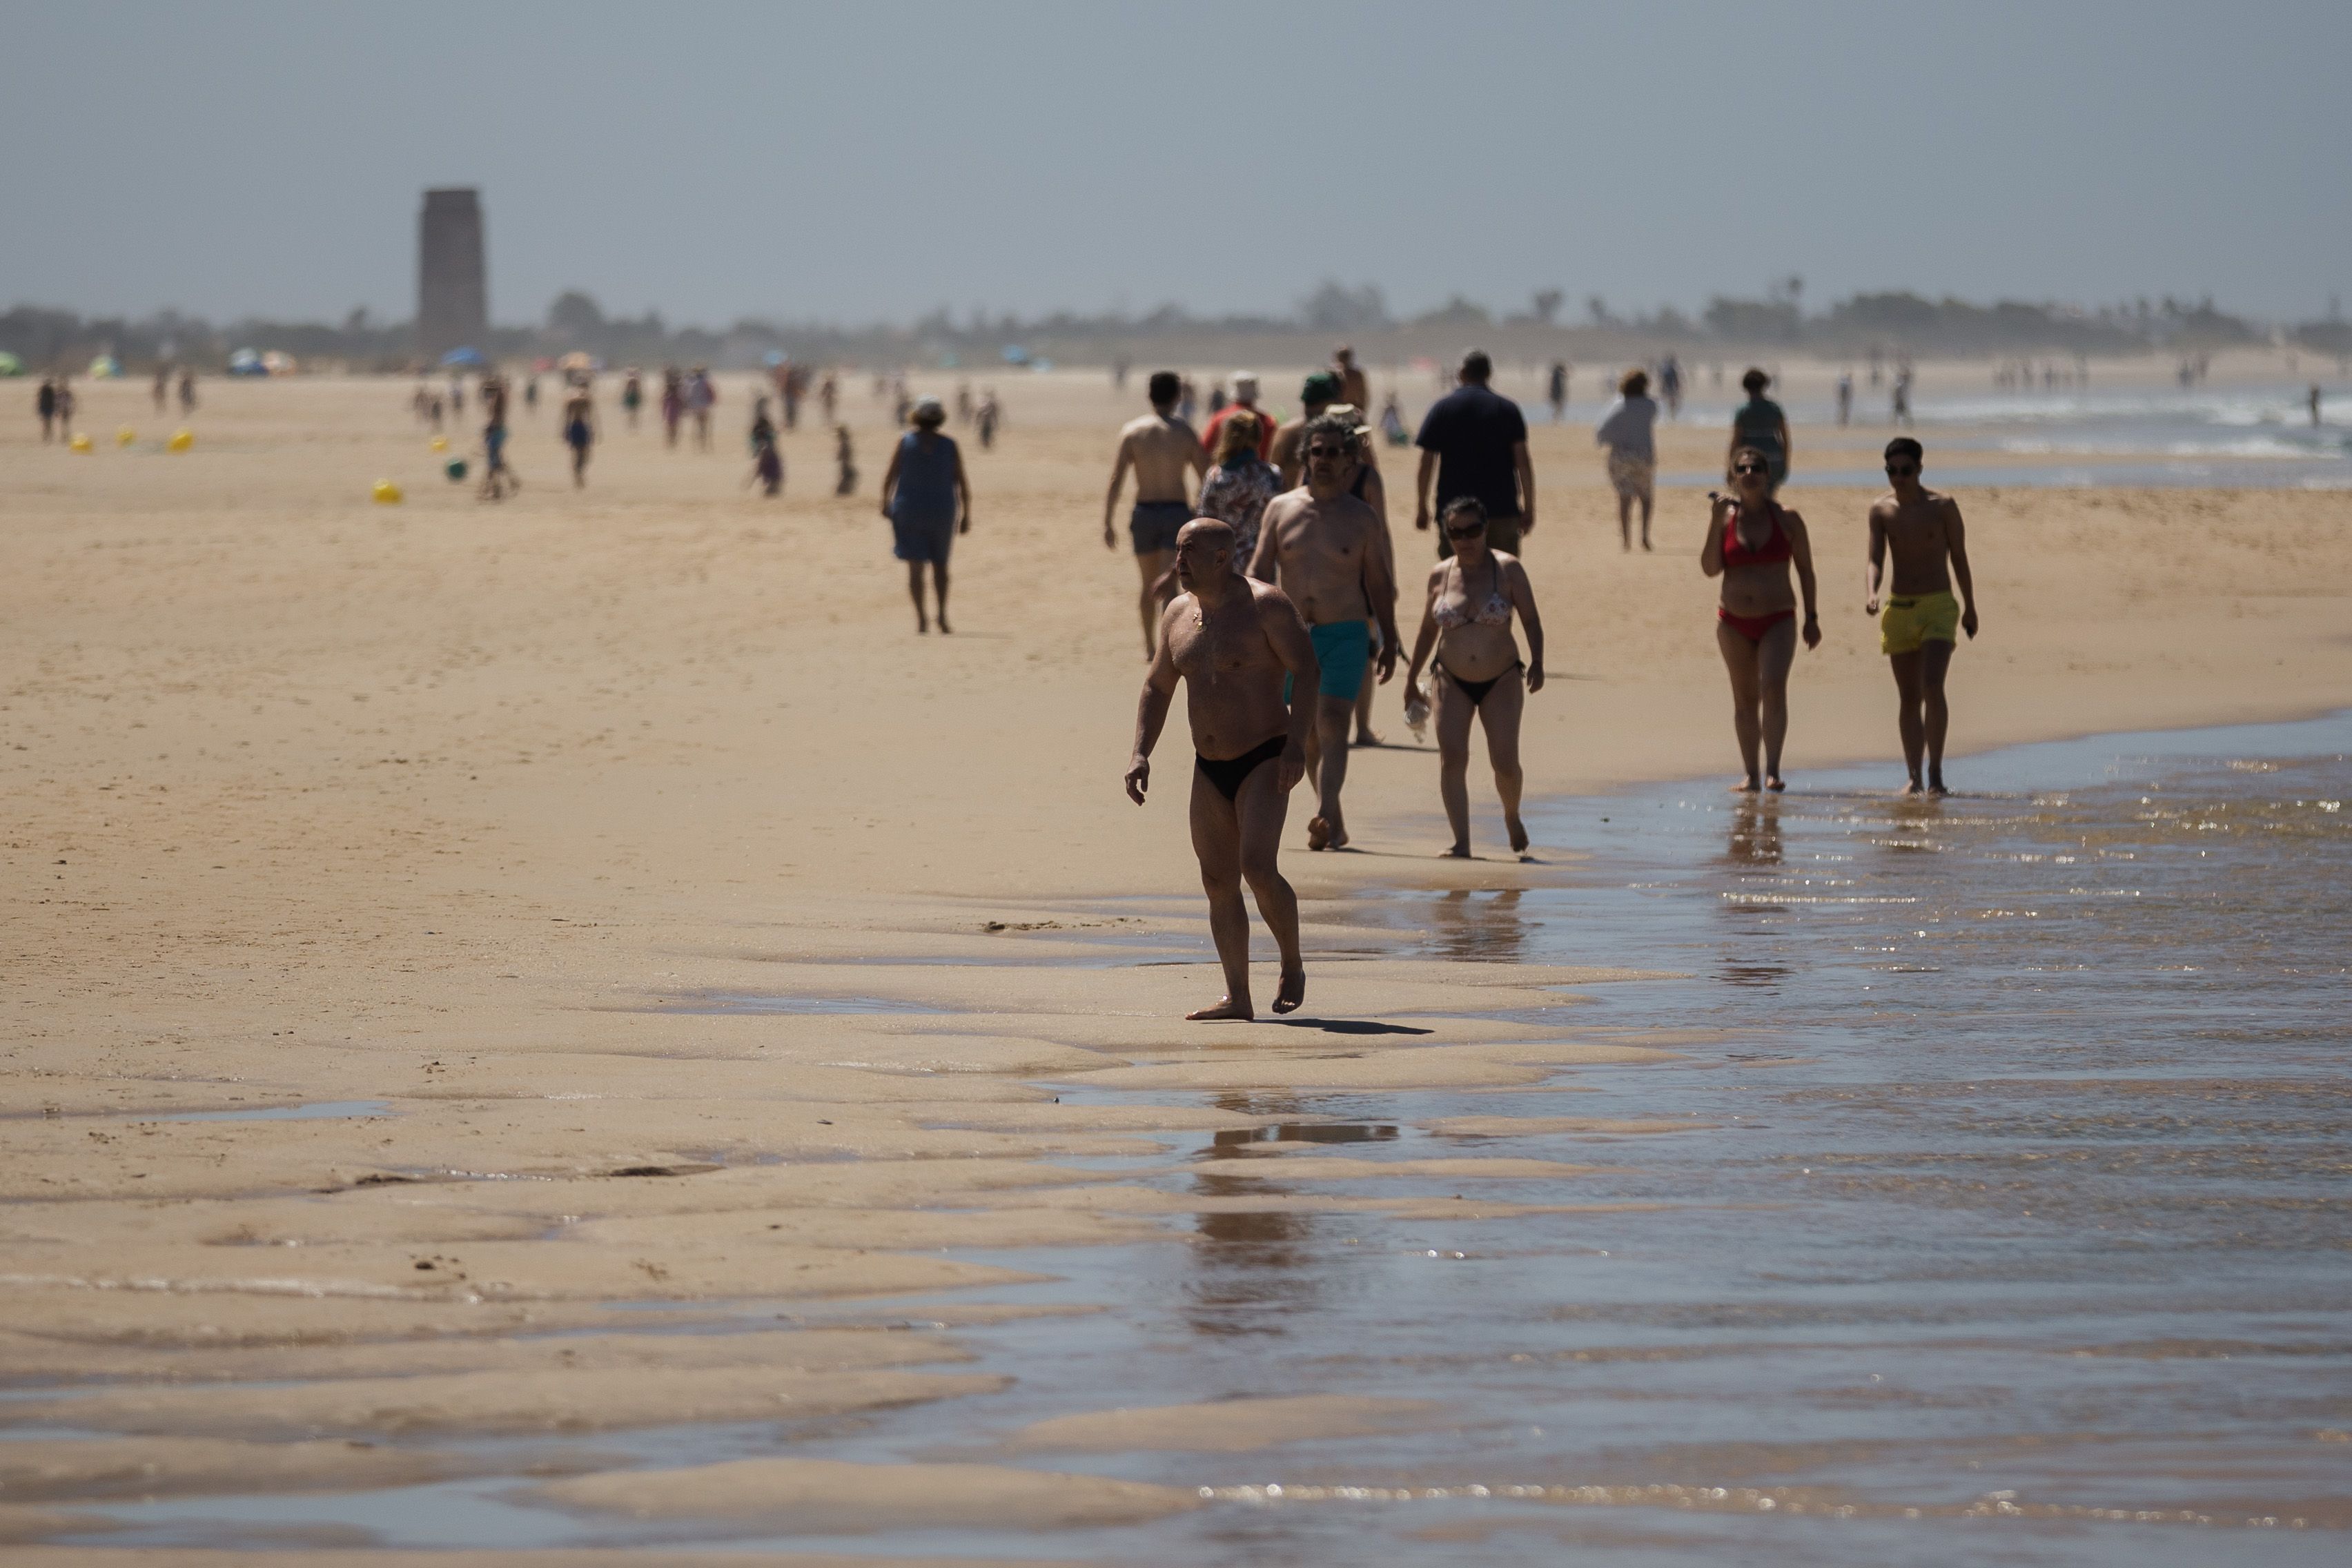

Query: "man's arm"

xmin=1124 ymin=621 xmax=1182 ymax=804
xmin=953 ymin=445 xmax=973 ymax=533
xmin=879 ymin=441 xmax=903 ymax=518
xmin=1786 ymin=511 xmax=1823 ymax=649
xmin=1247 ymin=500 xmax=1284 ymax=583
xmin=1946 ymin=498 xmax=1979 ymax=637
xmin=1414 ymin=449 xmax=1436 ymax=531
xmin=1259 ymin=590 xmax=1320 ymax=794
xmin=1864 ymin=502 xmax=1889 ymax=614
xmin=1513 ymin=440 xmax=1536 ymax=535
xmin=1778 ymin=413 xmax=1794 ymax=476
xmin=1360 ymin=512 xmax=1401 ymax=682
xmin=1102 ymin=433 xmax=1132 ymax=548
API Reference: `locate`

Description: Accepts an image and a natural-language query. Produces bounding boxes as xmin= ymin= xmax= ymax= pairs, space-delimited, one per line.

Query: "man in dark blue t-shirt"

xmin=1413 ymin=349 xmax=1534 ymax=558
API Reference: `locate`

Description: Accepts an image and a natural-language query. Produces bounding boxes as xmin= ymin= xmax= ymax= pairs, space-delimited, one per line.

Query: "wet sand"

xmin=3 ymin=372 xmax=2349 ymax=1560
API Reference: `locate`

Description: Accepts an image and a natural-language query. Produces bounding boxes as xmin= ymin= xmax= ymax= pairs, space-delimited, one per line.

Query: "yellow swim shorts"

xmin=1880 ymin=590 xmax=1960 ymax=656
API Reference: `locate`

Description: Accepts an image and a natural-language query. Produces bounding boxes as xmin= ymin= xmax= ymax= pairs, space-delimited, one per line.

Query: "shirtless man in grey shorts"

xmin=1105 ymin=370 xmax=1211 ymax=658
xmin=1128 ymin=520 xmax=1318 ymax=1020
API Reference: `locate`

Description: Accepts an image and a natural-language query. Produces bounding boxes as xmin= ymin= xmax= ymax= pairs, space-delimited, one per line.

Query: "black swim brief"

xmin=1196 ymin=733 xmax=1286 ymax=803
xmin=1130 ymin=500 xmax=1190 ymax=556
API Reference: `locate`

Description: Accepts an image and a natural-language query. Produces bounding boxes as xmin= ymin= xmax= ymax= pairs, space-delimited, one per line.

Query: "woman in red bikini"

xmin=1701 ymin=447 xmax=1820 ymax=792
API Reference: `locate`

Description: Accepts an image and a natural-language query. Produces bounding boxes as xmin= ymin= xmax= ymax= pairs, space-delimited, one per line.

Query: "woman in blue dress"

xmin=879 ymin=396 xmax=972 ymax=634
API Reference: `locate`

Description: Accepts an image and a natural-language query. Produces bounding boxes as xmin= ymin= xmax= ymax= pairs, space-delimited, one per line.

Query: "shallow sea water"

xmin=67 ymin=716 xmax=2352 ymax=1563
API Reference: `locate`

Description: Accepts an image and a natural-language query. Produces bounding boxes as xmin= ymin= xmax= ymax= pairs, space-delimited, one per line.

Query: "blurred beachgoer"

xmin=1271 ymin=372 xmax=1340 ymax=486
xmin=1247 ymin=414 xmax=1398 ymax=852
xmin=1415 ymin=349 xmax=1533 ymax=558
xmin=955 ymin=380 xmax=973 ymax=422
xmin=748 ymin=428 xmax=783 ymax=497
xmin=2310 ymin=384 xmax=2322 ymax=429
xmin=1702 ymin=447 xmax=1821 ymax=792
xmin=480 ymin=377 xmax=518 ymax=500
xmin=1194 ymin=410 xmax=1282 ymax=575
xmin=1403 ymin=496 xmax=1546 ymax=857
xmin=748 ymin=396 xmax=777 ymax=457
xmin=37 ymin=378 xmax=57 ymax=441
xmin=879 ymin=396 xmax=971 ymax=634
xmin=449 ymin=378 xmax=464 ymax=416
xmin=1866 ymin=437 xmax=1978 ymax=795
xmin=1207 ymin=382 xmax=1228 ymax=416
xmin=1892 ymin=369 xmax=1913 ymax=427
xmin=1105 ymin=370 xmax=1211 ymax=657
xmin=819 ymin=371 xmax=839 ymax=426
xmin=1333 ymin=344 xmax=1371 ymax=411
xmin=1178 ymin=375 xmax=1197 ymax=424
xmin=524 ymin=375 xmax=539 ymax=413
xmin=1595 ymin=368 xmax=1660 ymax=550
xmin=412 ymin=379 xmax=431 ymax=424
xmin=660 ymin=369 xmax=683 ymax=447
xmin=1113 ymin=356 xmax=1130 ymax=393
xmin=1836 ymin=371 xmax=1854 ymax=427
xmin=687 ymin=368 xmax=716 ymax=451
xmin=177 ymin=367 xmax=197 ymax=414
xmin=1729 ymin=368 xmax=1791 ymax=493
xmin=1660 ymin=355 xmax=1683 ymax=419
xmin=892 ymin=375 xmax=911 ymax=429
xmin=620 ymin=369 xmax=642 ymax=430
xmin=1380 ymin=391 xmax=1408 ymax=447
xmin=562 ymin=384 xmax=596 ymax=487
xmin=1547 ymin=360 xmax=1567 ymax=422
xmin=1125 ymin=516 xmax=1315 ymax=1021
xmin=55 ymin=378 xmax=75 ymax=442
xmin=834 ymin=424 xmax=857 ymax=495
xmin=976 ymin=388 xmax=999 ymax=449
xmin=782 ymin=362 xmax=804 ymax=429
xmin=152 ymin=364 xmax=169 ymax=413
xmin=429 ymin=395 xmax=444 ymax=431
xmin=1202 ymin=373 xmax=1273 ymax=461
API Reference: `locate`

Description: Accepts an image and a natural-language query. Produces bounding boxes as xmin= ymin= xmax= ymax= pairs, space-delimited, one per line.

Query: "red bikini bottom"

xmin=1718 ymin=606 xmax=1796 ymax=643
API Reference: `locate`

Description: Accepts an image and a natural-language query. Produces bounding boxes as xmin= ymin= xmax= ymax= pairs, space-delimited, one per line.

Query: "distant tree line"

xmin=3 ymin=284 xmax=2332 ymax=374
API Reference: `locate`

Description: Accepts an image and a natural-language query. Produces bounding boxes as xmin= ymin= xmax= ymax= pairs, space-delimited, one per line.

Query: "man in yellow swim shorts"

xmin=1865 ymin=438 xmax=1979 ymax=794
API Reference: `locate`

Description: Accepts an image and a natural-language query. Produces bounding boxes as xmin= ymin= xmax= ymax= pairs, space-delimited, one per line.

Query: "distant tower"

xmin=416 ymin=188 xmax=487 ymax=357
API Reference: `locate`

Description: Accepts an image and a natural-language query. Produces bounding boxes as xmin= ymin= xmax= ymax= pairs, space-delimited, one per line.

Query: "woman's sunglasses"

xmin=1733 ymin=463 xmax=1768 ymax=476
xmin=1446 ymin=523 xmax=1486 ymax=539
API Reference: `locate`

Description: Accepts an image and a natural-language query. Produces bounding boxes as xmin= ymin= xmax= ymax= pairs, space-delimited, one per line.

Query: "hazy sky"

xmin=5 ymin=1 xmax=2344 ymax=329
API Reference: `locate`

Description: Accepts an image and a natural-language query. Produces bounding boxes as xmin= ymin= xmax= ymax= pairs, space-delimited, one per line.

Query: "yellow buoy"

xmin=371 ymin=479 xmax=404 ymax=504
xmin=69 ymin=433 xmax=93 ymax=453
xmin=167 ymin=429 xmax=194 ymax=453
xmin=429 ymin=435 xmax=449 ymax=452
xmin=117 ymin=426 xmax=137 ymax=447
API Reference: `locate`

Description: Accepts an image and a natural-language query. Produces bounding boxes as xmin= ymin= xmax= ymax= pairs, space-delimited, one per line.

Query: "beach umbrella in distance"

xmin=441 ymin=346 xmax=485 ymax=369
xmin=0 ymin=351 xmax=23 ymax=376
xmin=168 ymin=429 xmax=194 ymax=452
xmin=371 ymin=479 xmax=403 ymax=503
xmin=227 ymin=348 xmax=266 ymax=376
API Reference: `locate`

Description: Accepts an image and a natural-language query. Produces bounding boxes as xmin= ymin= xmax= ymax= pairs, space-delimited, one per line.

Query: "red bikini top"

xmin=1721 ymin=502 xmax=1792 ymax=569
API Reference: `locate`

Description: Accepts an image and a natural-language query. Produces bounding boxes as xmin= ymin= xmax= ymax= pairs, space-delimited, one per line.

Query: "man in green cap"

xmin=1272 ymin=370 xmax=1342 ymax=488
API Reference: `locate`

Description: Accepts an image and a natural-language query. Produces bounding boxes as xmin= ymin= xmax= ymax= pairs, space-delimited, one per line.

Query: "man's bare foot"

xmin=1507 ymin=817 xmax=1529 ymax=854
xmin=1901 ymin=779 xmax=1925 ymax=796
xmin=1307 ymin=816 xmax=1331 ymax=851
xmin=917 ymin=618 xmax=929 ymax=634
xmin=1328 ymin=823 xmax=1350 ymax=850
xmin=938 ymin=616 xmax=952 ymax=634
xmin=1765 ymin=774 xmax=1786 ymax=792
xmin=1927 ymin=778 xmax=1949 ymax=796
xmin=1353 ymin=729 xmax=1382 ymax=747
xmin=1731 ymin=776 xmax=1762 ymax=794
xmin=1271 ymin=969 xmax=1306 ymax=1013
xmin=1186 ymin=995 xmax=1255 ymax=1021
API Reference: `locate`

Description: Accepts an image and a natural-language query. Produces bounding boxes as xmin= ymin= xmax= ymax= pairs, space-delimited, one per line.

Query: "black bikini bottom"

xmin=1441 ymin=661 xmax=1523 ymax=707
xmin=1197 ymin=734 xmax=1286 ymax=802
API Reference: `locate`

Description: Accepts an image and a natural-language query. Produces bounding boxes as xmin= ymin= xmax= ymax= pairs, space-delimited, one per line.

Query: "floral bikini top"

xmin=1432 ymin=558 xmax=1513 ymax=629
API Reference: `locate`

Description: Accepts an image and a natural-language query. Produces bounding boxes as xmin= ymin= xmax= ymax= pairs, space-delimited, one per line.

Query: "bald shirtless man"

xmin=1249 ymin=414 xmax=1399 ymax=850
xmin=1127 ymin=520 xmax=1317 ymax=1020
xmin=1865 ymin=438 xmax=1979 ymax=795
xmin=1106 ymin=371 xmax=1211 ymax=656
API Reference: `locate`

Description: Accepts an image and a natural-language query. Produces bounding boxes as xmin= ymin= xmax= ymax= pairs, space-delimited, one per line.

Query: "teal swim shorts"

xmin=1284 ymin=618 xmax=1371 ymax=704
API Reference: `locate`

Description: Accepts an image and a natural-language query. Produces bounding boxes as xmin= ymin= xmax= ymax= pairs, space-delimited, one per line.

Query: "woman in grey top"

xmin=1594 ymin=368 xmax=1660 ymax=551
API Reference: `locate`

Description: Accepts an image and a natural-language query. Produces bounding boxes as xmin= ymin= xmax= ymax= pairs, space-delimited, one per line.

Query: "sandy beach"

xmin=4 ymin=366 xmax=2349 ymax=1560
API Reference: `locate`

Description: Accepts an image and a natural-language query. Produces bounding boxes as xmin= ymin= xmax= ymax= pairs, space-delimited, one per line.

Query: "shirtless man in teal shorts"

xmin=1865 ymin=437 xmax=1979 ymax=795
xmin=1251 ymin=414 xmax=1399 ymax=850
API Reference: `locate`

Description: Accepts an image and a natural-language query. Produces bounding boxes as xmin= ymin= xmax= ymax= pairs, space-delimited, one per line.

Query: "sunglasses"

xmin=1733 ymin=463 xmax=1768 ymax=476
xmin=1446 ymin=523 xmax=1486 ymax=539
xmin=1885 ymin=463 xmax=1920 ymax=476
xmin=1306 ymin=445 xmax=1349 ymax=460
